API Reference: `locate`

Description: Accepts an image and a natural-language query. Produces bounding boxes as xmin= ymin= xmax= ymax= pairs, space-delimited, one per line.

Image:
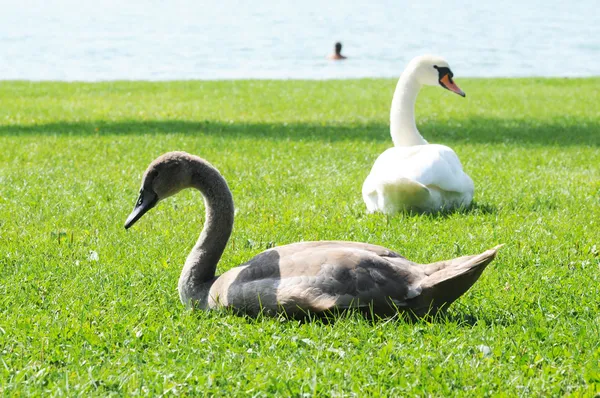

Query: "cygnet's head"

xmin=124 ymin=152 xmax=196 ymax=229
xmin=407 ymin=55 xmax=465 ymax=97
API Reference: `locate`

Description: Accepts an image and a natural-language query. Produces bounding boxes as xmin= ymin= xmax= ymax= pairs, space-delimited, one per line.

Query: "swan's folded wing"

xmin=215 ymin=242 xmax=418 ymax=316
xmin=274 ymin=247 xmax=424 ymax=314
xmin=369 ymin=145 xmax=473 ymax=194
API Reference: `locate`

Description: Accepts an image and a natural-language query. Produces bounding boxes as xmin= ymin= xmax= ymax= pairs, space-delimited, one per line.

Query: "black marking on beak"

xmin=434 ymin=66 xmax=466 ymax=97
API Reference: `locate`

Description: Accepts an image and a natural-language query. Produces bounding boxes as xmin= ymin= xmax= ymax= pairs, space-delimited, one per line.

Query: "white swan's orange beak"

xmin=440 ymin=74 xmax=466 ymax=97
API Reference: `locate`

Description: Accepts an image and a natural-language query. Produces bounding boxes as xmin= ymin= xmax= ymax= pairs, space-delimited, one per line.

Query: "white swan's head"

xmin=125 ymin=152 xmax=195 ymax=229
xmin=407 ymin=55 xmax=465 ymax=97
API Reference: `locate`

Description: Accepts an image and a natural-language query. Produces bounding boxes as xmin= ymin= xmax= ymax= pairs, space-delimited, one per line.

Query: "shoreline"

xmin=1 ymin=75 xmax=599 ymax=84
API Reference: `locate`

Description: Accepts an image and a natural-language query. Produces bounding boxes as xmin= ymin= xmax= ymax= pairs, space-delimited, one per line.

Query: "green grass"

xmin=1 ymin=77 xmax=599 ymax=396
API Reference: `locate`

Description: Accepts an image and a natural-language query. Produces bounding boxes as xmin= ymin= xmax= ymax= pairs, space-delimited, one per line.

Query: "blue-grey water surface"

xmin=1 ymin=0 xmax=598 ymax=80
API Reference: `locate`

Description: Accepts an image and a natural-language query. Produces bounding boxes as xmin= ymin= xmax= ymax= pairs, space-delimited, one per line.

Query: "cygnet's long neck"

xmin=390 ymin=69 xmax=428 ymax=146
xmin=178 ymin=159 xmax=234 ymax=308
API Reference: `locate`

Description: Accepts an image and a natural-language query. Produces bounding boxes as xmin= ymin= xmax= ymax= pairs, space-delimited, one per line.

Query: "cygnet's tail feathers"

xmin=407 ymin=245 xmax=503 ymax=316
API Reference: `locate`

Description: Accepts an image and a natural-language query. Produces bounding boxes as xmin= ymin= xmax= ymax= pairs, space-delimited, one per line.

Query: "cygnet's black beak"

xmin=124 ymin=188 xmax=158 ymax=229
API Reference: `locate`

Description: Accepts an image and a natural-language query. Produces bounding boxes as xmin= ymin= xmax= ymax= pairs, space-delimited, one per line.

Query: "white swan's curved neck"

xmin=177 ymin=162 xmax=234 ymax=308
xmin=390 ymin=72 xmax=427 ymax=147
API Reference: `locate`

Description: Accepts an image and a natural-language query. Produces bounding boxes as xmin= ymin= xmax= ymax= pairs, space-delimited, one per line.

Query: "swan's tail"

xmin=363 ymin=177 xmax=432 ymax=213
xmin=407 ymin=245 xmax=503 ymax=316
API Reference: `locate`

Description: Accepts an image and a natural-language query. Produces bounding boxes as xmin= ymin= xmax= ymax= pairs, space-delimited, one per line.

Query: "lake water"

xmin=1 ymin=0 xmax=598 ymax=80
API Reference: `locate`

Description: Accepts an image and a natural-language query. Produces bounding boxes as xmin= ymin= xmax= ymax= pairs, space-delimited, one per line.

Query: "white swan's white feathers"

xmin=362 ymin=144 xmax=474 ymax=213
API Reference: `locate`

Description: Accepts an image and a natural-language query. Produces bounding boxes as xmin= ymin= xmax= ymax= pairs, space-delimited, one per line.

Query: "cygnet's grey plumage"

xmin=125 ymin=151 xmax=501 ymax=318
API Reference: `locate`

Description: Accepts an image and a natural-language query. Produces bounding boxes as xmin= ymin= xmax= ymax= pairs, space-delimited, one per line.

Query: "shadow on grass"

xmin=0 ymin=118 xmax=598 ymax=146
xmin=271 ymin=308 xmax=515 ymax=328
xmin=394 ymin=201 xmax=498 ymax=219
xmin=445 ymin=201 xmax=497 ymax=217
xmin=199 ymin=303 xmax=510 ymax=328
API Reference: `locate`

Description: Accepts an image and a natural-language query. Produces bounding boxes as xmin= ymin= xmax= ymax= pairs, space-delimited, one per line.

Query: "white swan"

xmin=362 ymin=55 xmax=474 ymax=214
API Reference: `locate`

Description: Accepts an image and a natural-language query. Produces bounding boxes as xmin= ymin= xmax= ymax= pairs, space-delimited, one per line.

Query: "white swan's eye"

xmin=433 ymin=65 xmax=438 ymax=69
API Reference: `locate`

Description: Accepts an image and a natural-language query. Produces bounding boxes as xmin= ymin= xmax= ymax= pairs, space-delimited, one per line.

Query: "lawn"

xmin=0 ymin=78 xmax=599 ymax=396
